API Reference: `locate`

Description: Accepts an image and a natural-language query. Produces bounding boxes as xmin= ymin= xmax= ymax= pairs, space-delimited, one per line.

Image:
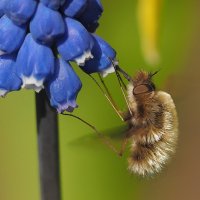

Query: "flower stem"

xmin=35 ymin=90 xmax=61 ymax=200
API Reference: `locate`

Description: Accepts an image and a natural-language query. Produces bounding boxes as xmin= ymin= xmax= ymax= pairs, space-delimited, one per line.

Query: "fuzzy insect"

xmin=63 ymin=62 xmax=178 ymax=176
xmin=124 ymin=70 xmax=178 ymax=175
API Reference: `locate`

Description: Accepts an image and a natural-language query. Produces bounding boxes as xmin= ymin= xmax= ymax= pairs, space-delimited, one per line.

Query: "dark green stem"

xmin=35 ymin=90 xmax=61 ymax=200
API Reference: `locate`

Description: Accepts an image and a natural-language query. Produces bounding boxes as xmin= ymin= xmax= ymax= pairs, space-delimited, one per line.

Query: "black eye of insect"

xmin=133 ymin=84 xmax=154 ymax=95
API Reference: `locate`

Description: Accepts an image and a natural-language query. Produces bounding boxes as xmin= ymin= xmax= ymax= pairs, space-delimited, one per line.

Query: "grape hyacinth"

xmin=0 ymin=0 xmax=116 ymax=113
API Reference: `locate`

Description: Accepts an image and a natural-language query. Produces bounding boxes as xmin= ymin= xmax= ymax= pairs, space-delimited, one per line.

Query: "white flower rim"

xmin=21 ymin=75 xmax=44 ymax=93
xmin=100 ymin=64 xmax=115 ymax=77
xmin=0 ymin=50 xmax=6 ymax=56
xmin=75 ymin=50 xmax=93 ymax=66
xmin=0 ymin=89 xmax=8 ymax=97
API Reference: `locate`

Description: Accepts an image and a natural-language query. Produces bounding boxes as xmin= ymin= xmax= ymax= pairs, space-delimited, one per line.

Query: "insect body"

xmin=91 ymin=63 xmax=179 ymax=176
xmin=124 ymin=71 xmax=178 ymax=176
xmin=64 ymin=63 xmax=178 ymax=176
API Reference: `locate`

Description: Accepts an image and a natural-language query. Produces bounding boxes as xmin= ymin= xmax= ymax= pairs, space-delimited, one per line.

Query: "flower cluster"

xmin=0 ymin=0 xmax=116 ymax=113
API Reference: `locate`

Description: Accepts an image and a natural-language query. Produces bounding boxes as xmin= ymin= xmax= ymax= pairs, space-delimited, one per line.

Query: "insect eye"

xmin=133 ymin=84 xmax=151 ymax=95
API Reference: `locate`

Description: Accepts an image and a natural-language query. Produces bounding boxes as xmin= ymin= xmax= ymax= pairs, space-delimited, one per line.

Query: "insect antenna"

xmin=61 ymin=112 xmax=121 ymax=156
xmin=149 ymin=69 xmax=160 ymax=79
xmin=112 ymin=69 xmax=127 ymax=90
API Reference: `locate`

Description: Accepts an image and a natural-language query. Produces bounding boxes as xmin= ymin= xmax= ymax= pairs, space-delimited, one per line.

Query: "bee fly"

xmin=63 ymin=60 xmax=178 ymax=176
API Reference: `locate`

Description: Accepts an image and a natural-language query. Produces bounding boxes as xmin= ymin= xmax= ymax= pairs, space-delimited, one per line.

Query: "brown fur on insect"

xmin=65 ymin=68 xmax=178 ymax=177
xmin=125 ymin=71 xmax=178 ymax=176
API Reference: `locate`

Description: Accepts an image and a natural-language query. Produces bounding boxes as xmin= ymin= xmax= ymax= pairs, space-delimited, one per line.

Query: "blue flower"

xmin=62 ymin=0 xmax=87 ymax=18
xmin=0 ymin=15 xmax=27 ymax=55
xmin=57 ymin=17 xmax=93 ymax=65
xmin=78 ymin=0 xmax=103 ymax=32
xmin=0 ymin=0 xmax=6 ymax=17
xmin=0 ymin=54 xmax=22 ymax=97
xmin=81 ymin=34 xmax=116 ymax=76
xmin=46 ymin=58 xmax=82 ymax=113
xmin=40 ymin=0 xmax=66 ymax=10
xmin=0 ymin=0 xmax=117 ymax=113
xmin=16 ymin=34 xmax=55 ymax=92
xmin=30 ymin=3 xmax=65 ymax=45
xmin=4 ymin=0 xmax=37 ymax=25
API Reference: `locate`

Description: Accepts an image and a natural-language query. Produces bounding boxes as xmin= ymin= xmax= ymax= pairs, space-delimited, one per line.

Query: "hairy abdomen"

xmin=128 ymin=91 xmax=178 ymax=176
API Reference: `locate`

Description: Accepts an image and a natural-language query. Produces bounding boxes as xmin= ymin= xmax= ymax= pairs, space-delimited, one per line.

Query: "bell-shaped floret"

xmin=16 ymin=34 xmax=55 ymax=92
xmin=0 ymin=15 xmax=27 ymax=55
xmin=0 ymin=54 xmax=22 ymax=97
xmin=46 ymin=58 xmax=82 ymax=113
xmin=81 ymin=34 xmax=116 ymax=77
xmin=5 ymin=0 xmax=37 ymax=25
xmin=40 ymin=0 xmax=66 ymax=10
xmin=30 ymin=3 xmax=65 ymax=45
xmin=62 ymin=0 xmax=87 ymax=18
xmin=78 ymin=0 xmax=103 ymax=32
xmin=0 ymin=0 xmax=6 ymax=17
xmin=57 ymin=17 xmax=93 ymax=65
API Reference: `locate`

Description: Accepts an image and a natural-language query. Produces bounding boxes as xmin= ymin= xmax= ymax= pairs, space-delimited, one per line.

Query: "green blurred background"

xmin=1 ymin=0 xmax=200 ymax=200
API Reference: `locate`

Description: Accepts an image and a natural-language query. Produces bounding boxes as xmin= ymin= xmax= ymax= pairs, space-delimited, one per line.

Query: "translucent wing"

xmin=68 ymin=124 xmax=128 ymax=147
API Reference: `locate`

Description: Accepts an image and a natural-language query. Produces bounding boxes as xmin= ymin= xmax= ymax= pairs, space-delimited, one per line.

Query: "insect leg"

xmin=118 ymin=137 xmax=129 ymax=157
xmin=114 ymin=69 xmax=133 ymax=116
xmin=113 ymin=70 xmax=127 ymax=90
xmin=88 ymin=74 xmax=125 ymax=121
xmin=62 ymin=113 xmax=124 ymax=157
xmin=106 ymin=57 xmax=133 ymax=116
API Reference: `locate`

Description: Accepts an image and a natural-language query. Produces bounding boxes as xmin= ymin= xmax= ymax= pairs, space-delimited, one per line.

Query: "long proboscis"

xmin=108 ymin=57 xmax=133 ymax=83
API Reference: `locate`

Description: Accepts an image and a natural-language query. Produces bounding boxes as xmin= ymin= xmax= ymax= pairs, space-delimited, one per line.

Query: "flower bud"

xmin=0 ymin=54 xmax=22 ymax=97
xmin=30 ymin=3 xmax=65 ymax=45
xmin=62 ymin=0 xmax=87 ymax=18
xmin=16 ymin=34 xmax=55 ymax=92
xmin=57 ymin=17 xmax=93 ymax=65
xmin=46 ymin=58 xmax=82 ymax=113
xmin=5 ymin=0 xmax=37 ymax=25
xmin=40 ymin=0 xmax=66 ymax=10
xmin=0 ymin=0 xmax=6 ymax=17
xmin=78 ymin=0 xmax=103 ymax=32
xmin=81 ymin=34 xmax=116 ymax=77
xmin=0 ymin=15 xmax=27 ymax=55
